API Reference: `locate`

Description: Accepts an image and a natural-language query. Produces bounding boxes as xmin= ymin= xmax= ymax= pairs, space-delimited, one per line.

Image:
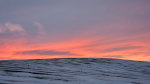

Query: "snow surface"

xmin=0 ymin=58 xmax=150 ymax=84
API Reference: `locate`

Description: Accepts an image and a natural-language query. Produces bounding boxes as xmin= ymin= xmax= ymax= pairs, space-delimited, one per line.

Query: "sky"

xmin=0 ymin=0 xmax=150 ymax=61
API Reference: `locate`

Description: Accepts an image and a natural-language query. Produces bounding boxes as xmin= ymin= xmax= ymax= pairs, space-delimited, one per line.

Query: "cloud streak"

xmin=103 ymin=46 xmax=142 ymax=52
xmin=16 ymin=49 xmax=79 ymax=56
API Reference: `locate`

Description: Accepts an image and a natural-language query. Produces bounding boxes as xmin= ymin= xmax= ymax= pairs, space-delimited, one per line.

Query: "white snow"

xmin=0 ymin=58 xmax=150 ymax=84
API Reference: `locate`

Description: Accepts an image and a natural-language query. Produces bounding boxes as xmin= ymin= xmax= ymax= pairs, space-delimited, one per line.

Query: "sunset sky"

xmin=0 ymin=0 xmax=150 ymax=61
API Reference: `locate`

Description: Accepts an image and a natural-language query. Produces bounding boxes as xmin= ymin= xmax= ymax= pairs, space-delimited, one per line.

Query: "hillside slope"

xmin=0 ymin=58 xmax=150 ymax=84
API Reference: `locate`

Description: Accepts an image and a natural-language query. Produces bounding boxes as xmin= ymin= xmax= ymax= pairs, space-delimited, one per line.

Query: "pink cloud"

xmin=0 ymin=22 xmax=25 ymax=33
xmin=5 ymin=22 xmax=24 ymax=32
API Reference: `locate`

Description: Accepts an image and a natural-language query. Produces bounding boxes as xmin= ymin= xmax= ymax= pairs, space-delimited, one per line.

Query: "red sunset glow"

xmin=0 ymin=0 xmax=150 ymax=62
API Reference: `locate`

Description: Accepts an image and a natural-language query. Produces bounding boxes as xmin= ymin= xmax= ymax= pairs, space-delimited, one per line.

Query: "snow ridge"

xmin=0 ymin=58 xmax=150 ymax=84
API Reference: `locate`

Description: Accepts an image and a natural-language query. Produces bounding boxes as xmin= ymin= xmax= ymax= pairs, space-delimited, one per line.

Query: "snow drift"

xmin=0 ymin=58 xmax=150 ymax=84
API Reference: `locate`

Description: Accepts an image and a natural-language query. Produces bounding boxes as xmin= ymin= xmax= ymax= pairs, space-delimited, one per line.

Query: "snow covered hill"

xmin=0 ymin=58 xmax=150 ymax=84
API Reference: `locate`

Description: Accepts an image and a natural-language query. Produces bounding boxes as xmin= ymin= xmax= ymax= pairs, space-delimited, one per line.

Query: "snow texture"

xmin=0 ymin=58 xmax=150 ymax=84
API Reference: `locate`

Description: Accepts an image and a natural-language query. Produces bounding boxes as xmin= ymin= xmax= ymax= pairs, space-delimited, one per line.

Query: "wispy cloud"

xmin=16 ymin=49 xmax=79 ymax=56
xmin=103 ymin=46 xmax=142 ymax=52
xmin=0 ymin=22 xmax=24 ymax=34
xmin=5 ymin=22 xmax=24 ymax=32
xmin=104 ymin=55 xmax=124 ymax=58
xmin=34 ymin=22 xmax=44 ymax=35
